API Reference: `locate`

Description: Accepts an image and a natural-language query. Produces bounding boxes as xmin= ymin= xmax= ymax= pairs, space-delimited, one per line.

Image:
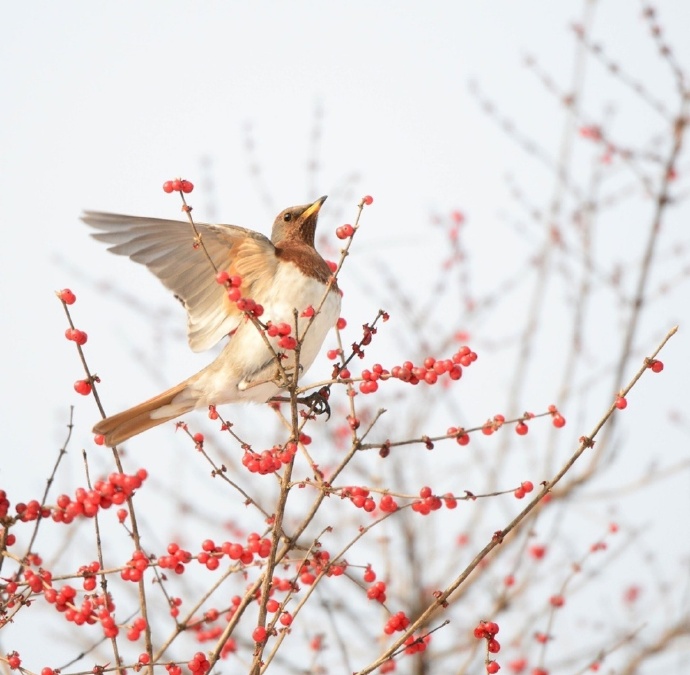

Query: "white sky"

xmin=2 ymin=2 xmax=690 ymax=671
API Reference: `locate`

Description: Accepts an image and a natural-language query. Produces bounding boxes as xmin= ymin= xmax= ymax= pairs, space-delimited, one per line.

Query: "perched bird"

xmin=82 ymin=196 xmax=341 ymax=447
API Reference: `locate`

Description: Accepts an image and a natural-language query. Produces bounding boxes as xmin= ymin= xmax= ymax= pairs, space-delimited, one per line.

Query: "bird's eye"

xmin=283 ymin=212 xmax=292 ymax=222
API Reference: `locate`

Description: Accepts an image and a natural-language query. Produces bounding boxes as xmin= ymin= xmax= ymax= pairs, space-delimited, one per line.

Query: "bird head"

xmin=271 ymin=195 xmax=327 ymax=247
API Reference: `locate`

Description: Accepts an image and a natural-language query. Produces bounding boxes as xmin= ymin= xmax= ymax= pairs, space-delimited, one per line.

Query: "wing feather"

xmin=82 ymin=211 xmax=277 ymax=352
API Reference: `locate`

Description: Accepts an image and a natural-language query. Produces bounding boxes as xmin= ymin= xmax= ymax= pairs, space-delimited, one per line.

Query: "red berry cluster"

xmin=215 ymin=271 xmax=265 ymax=318
xmin=121 ymin=550 xmax=150 ymax=582
xmin=126 ymin=616 xmax=147 ymax=641
xmin=23 ymin=567 xmax=117 ymax=636
xmin=404 ymin=633 xmax=431 ymax=654
xmin=266 ymin=322 xmax=297 ymax=350
xmin=385 ymin=347 xmax=476 ymax=390
xmin=68 ymin=471 xmax=143 ymax=520
xmin=298 ymin=550 xmax=346 ymax=585
xmin=473 ymin=620 xmax=501 ymax=673
xmin=411 ymin=486 xmax=457 ymax=515
xmin=13 ymin=470 xmax=146 ymax=525
xmin=447 ymin=425 xmax=471 ymax=446
xmin=159 ymin=533 xmax=274 ymax=575
xmin=64 ymin=327 xmax=88 ymax=346
xmin=335 ymin=223 xmax=355 ymax=240
xmin=187 ymin=651 xmax=210 ymax=674
xmin=77 ymin=561 xmax=100 ymax=591
xmin=384 ymin=610 xmax=410 ymax=634
xmin=162 ymin=178 xmax=194 ymax=194
xmin=514 ymin=481 xmax=534 ymax=500
xmin=242 ymin=442 xmax=297 ymax=474
xmin=366 ymin=580 xmax=387 ymax=603
xmin=547 ymin=404 xmax=566 ymax=428
xmin=341 ymin=486 xmax=376 ymax=512
xmin=379 ymin=494 xmax=399 ymax=512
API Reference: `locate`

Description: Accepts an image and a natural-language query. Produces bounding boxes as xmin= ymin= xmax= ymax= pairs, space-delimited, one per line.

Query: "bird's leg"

xmin=270 ymin=386 xmax=331 ymax=418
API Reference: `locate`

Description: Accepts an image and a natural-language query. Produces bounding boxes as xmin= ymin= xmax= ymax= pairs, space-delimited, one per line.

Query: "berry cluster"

xmin=121 ymin=550 xmax=150 ymax=582
xmin=64 ymin=327 xmax=87 ymax=345
xmin=412 ymin=486 xmax=457 ymax=515
xmin=379 ymin=493 xmax=399 ymax=512
xmin=162 ymin=178 xmax=194 ymax=194
xmin=242 ymin=442 xmax=298 ymax=474
xmin=383 ymin=610 xmax=410 ymax=634
xmin=215 ymin=271 xmax=264 ymax=318
xmin=360 ymin=348 xmax=476 ymax=394
xmin=298 ymin=550 xmax=346 ymax=584
xmin=335 ymin=223 xmax=355 ymax=240
xmin=158 ymin=533 xmax=274 ymax=575
xmin=513 ymin=481 xmax=534 ymax=500
xmin=186 ymin=651 xmax=210 ymax=674
xmin=17 ymin=567 xmax=118 ymax=637
xmin=265 ymin=322 xmax=297 ymax=350
xmin=473 ymin=620 xmax=501 ymax=673
xmin=341 ymin=485 xmax=376 ymax=512
xmin=11 ymin=470 xmax=147 ymax=525
xmin=366 ymin=580 xmax=387 ymax=603
xmin=404 ymin=632 xmax=431 ymax=654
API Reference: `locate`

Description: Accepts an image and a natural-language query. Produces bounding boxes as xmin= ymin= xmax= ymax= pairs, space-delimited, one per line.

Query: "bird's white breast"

xmin=198 ymin=261 xmax=341 ymax=405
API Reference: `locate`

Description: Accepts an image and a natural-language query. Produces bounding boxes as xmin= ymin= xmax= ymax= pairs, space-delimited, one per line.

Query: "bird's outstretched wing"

xmin=82 ymin=211 xmax=278 ymax=352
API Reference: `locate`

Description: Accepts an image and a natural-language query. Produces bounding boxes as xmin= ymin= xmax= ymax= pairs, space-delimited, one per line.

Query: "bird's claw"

xmin=297 ymin=390 xmax=331 ymax=419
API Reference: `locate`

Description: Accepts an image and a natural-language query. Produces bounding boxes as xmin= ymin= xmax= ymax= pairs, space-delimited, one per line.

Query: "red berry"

xmin=180 ymin=180 xmax=194 ymax=193
xmin=488 ymin=638 xmax=501 ymax=653
xmin=487 ymin=662 xmax=500 ymax=674
xmin=650 ymin=359 xmax=664 ymax=373
xmin=163 ymin=181 xmax=175 ymax=193
xmin=615 ymin=396 xmax=627 ymax=410
xmin=171 ymin=179 xmax=182 ymax=191
xmin=252 ymin=626 xmax=267 ymax=642
xmin=552 ymin=414 xmax=566 ymax=428
xmin=94 ymin=434 xmax=105 ymax=446
xmin=515 ymin=422 xmax=528 ymax=435
xmin=58 ymin=288 xmax=77 ymax=304
xmin=74 ymin=380 xmax=92 ymax=396
xmin=362 ymin=195 xmax=374 ymax=205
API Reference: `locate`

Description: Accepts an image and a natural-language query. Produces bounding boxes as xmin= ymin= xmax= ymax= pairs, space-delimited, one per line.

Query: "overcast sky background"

xmin=2 ymin=1 xmax=690 ymax=671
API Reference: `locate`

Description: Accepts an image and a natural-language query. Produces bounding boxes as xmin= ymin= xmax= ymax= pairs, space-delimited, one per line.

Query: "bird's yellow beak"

xmin=301 ymin=195 xmax=328 ymax=220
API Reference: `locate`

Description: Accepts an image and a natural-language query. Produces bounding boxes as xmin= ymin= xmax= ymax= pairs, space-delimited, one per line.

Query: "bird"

xmin=82 ymin=196 xmax=341 ymax=447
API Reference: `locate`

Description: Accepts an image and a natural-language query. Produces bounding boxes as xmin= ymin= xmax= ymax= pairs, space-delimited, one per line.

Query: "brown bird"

xmin=82 ymin=196 xmax=340 ymax=446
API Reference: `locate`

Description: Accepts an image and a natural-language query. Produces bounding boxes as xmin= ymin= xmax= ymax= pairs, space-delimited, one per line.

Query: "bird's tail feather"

xmin=93 ymin=381 xmax=194 ymax=447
